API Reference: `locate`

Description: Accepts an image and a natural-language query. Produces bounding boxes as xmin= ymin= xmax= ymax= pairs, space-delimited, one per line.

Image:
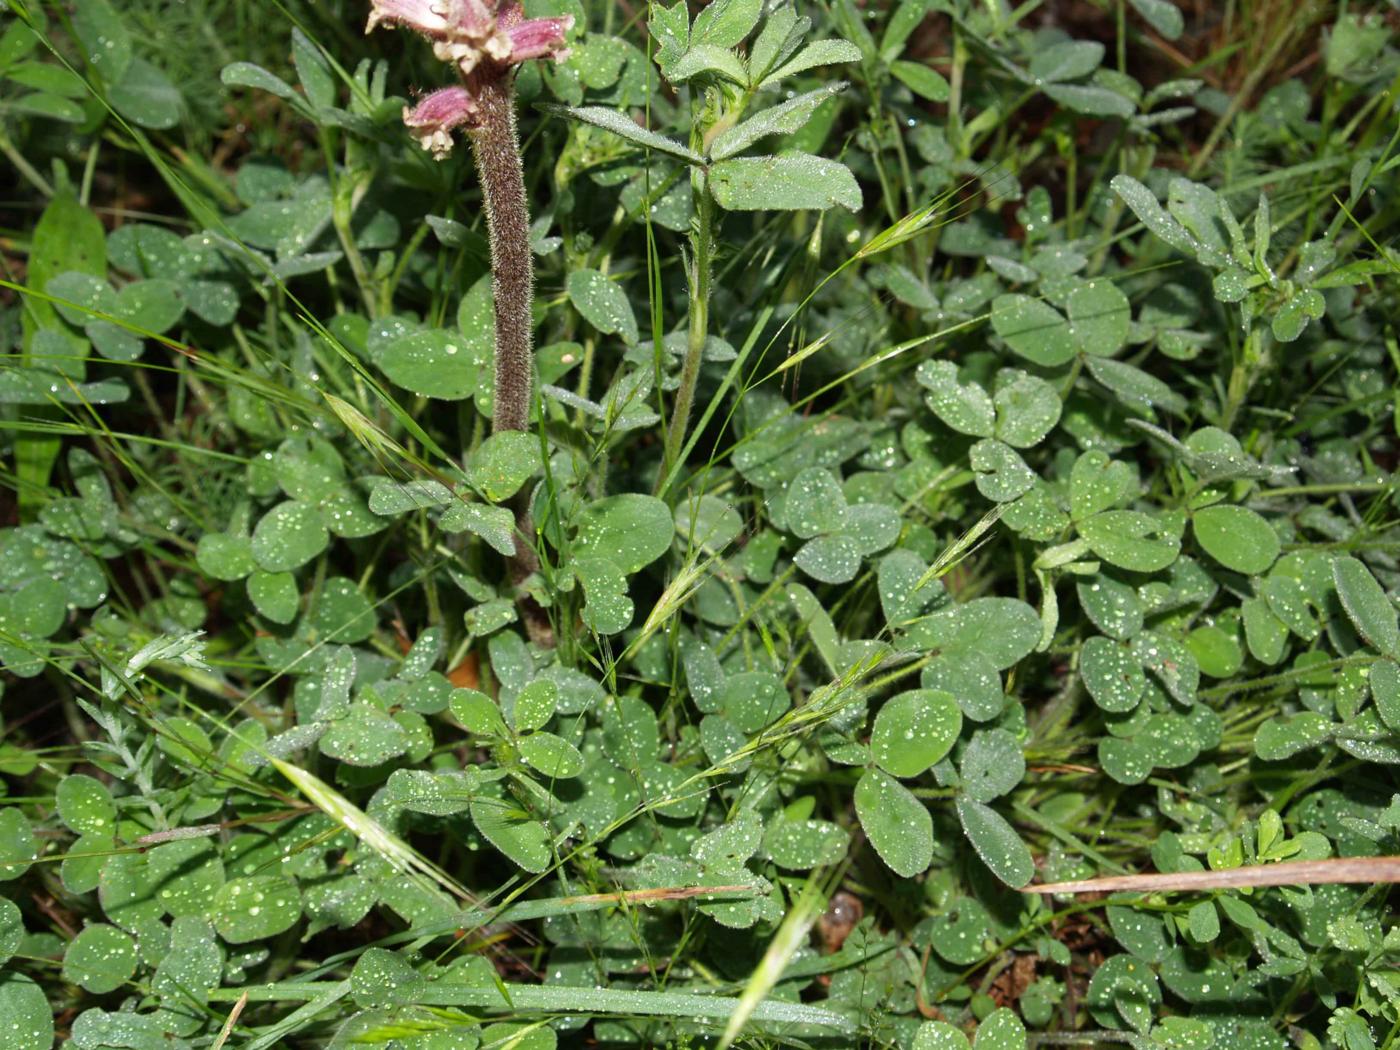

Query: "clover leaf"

xmin=870 ymin=689 xmax=960 ymax=778
xmin=855 ymin=768 xmax=933 ymax=878
xmin=784 ymin=467 xmax=900 ymax=584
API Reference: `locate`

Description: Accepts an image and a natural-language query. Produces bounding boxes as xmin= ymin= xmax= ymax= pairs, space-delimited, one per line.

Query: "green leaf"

xmin=718 ymin=671 xmax=791 ymax=732
xmin=441 ymin=501 xmax=517 ymax=555
xmin=47 ymin=270 xmax=117 ymax=326
xmin=854 ymin=768 xmax=932 ymax=877
xmin=1086 ymin=954 xmax=1160 ymax=1031
xmin=320 ymin=704 xmax=410 ymax=766
xmin=669 ymin=43 xmax=749 ymax=84
xmin=783 ymin=467 xmax=846 ymax=537
xmin=0 ymin=899 xmax=20 ymax=967
xmin=251 ymin=500 xmax=329 ymax=573
xmin=871 ymin=689 xmax=961 ymax=777
xmin=1070 ymin=451 xmax=1136 ymax=520
xmin=469 ymin=798 xmax=552 ymax=873
xmin=910 ymin=597 xmax=1042 ymax=671
xmin=1099 ymin=737 xmax=1152 ymax=785
xmin=1078 ymin=573 xmax=1145 ymax=640
xmin=1370 ymin=658 xmax=1400 ymax=731
xmin=917 ymin=360 xmax=994 ymax=437
xmin=73 ymin=0 xmax=133 ymax=82
xmin=1192 ymin=506 xmax=1280 ymax=575
xmin=691 ymin=0 xmax=762 ymax=48
xmin=291 ymin=27 xmax=335 ymax=109
xmin=1128 ymin=0 xmax=1184 ymax=38
xmin=974 ymin=1009 xmax=1028 ymax=1050
xmin=196 ymin=533 xmax=257 ymax=581
xmin=1255 ymin=712 xmax=1333 ymax=760
xmin=311 ymin=576 xmax=375 ymax=644
xmin=1242 ymin=596 xmax=1288 ymax=665
xmin=1079 ymin=510 xmax=1181 ymax=573
xmin=221 ymin=61 xmax=298 ymax=100
xmin=62 ymin=923 xmax=137 ymax=993
xmin=575 ymin=494 xmax=673 ymax=573
xmin=917 ymin=1021 xmax=973 ymax=1050
xmin=1045 ymin=82 xmax=1135 ymax=117
xmin=891 ymin=59 xmax=950 ymax=100
xmin=925 ymin=896 xmax=992 ymax=966
xmin=467 ymin=432 xmax=543 ymax=502
xmin=0 ymin=578 xmax=66 ymax=639
xmin=1030 ymin=41 xmax=1104 ymax=83
xmin=385 ymin=768 xmax=481 ymax=815
xmin=518 ymin=732 xmax=584 ymax=779
xmin=991 ymin=294 xmax=1077 ymax=366
xmin=211 ymin=876 xmax=302 ymax=943
xmin=1110 ymin=175 xmax=1199 ymax=256
xmin=1333 ymin=556 xmax=1400 ymax=658
xmin=959 ymin=728 xmax=1025 ymax=802
xmin=380 ymin=329 xmax=484 ymax=401
xmin=547 ymin=105 xmax=704 ymax=165
xmin=970 ymin=438 xmax=1036 ymax=503
xmin=1066 ymin=280 xmax=1131 ymax=357
xmin=248 ymin=571 xmax=299 ymax=624
xmin=1187 ymin=900 xmax=1220 ymax=942
xmin=0 ymin=973 xmax=52 ymax=1050
xmin=794 ymin=533 xmax=861 ymax=584
xmin=451 ymin=688 xmax=509 ymax=737
xmin=1081 ymin=636 xmax=1147 ymax=713
xmin=110 ymin=57 xmax=181 ymax=129
xmin=709 ymin=154 xmax=862 ymax=212
xmin=1083 ymin=357 xmax=1189 ymax=417
xmin=955 ymin=796 xmax=1034 ymax=888
xmin=1272 ymin=289 xmax=1326 ymax=342
xmin=760 ymin=39 xmax=863 ymax=86
xmin=567 ymin=269 xmax=638 ymax=345
xmin=762 ymin=819 xmax=850 ymax=870
xmin=0 ymin=809 xmax=36 ymax=880
xmin=994 ymin=370 xmax=1062 ymax=447
xmin=56 ymin=774 xmax=116 ymax=835
xmin=513 ymin=679 xmax=558 ymax=732
xmin=710 ymin=83 xmax=847 ymax=160
xmin=573 ymin=554 xmax=635 ymax=634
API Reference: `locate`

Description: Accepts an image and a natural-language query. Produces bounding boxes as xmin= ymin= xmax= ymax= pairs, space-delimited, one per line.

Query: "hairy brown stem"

xmin=466 ymin=72 xmax=552 ymax=647
xmin=468 ymin=74 xmax=534 ymax=436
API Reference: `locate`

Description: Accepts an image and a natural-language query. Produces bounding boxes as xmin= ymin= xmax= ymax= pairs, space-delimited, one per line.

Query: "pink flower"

xmin=367 ymin=0 xmax=572 ymax=76
xmin=403 ymin=85 xmax=480 ymax=158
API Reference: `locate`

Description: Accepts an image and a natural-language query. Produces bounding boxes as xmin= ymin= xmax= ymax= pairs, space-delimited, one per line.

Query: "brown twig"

xmin=1025 ymin=856 xmax=1400 ymax=895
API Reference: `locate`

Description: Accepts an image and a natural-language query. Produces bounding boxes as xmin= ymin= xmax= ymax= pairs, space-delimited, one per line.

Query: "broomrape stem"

xmin=469 ymin=75 xmax=535 ymax=436
xmin=465 ymin=74 xmax=553 ymax=645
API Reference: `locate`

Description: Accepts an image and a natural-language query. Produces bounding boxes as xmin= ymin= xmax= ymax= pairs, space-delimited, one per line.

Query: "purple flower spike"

xmin=368 ymin=0 xmax=573 ymax=76
xmin=402 ymin=85 xmax=480 ymax=159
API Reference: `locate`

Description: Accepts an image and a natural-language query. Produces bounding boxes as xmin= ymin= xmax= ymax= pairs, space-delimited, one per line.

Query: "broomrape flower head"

xmin=402 ymin=85 xmax=479 ymax=159
xmin=367 ymin=0 xmax=572 ymax=77
xmin=369 ymin=0 xmax=571 ymax=157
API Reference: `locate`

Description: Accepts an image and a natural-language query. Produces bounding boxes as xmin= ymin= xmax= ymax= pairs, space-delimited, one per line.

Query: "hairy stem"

xmin=466 ymin=73 xmax=552 ymax=646
xmin=662 ymin=178 xmax=714 ymax=489
xmin=469 ymin=74 xmax=535 ymax=436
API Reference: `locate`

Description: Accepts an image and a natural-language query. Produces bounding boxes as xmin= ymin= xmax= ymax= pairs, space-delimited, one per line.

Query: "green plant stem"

xmin=324 ymin=132 xmax=376 ymax=317
xmin=0 ymin=124 xmax=52 ymax=197
xmin=662 ymin=178 xmax=714 ymax=487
